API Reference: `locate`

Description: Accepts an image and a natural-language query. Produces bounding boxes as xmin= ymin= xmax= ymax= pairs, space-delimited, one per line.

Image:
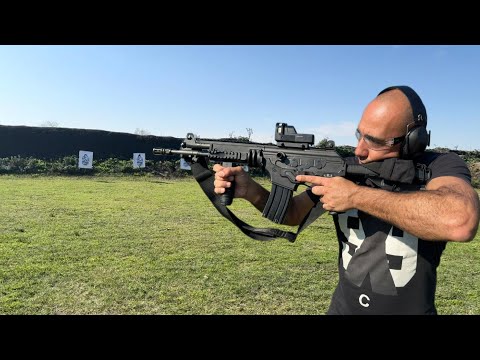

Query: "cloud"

xmin=310 ymin=121 xmax=357 ymax=139
xmin=250 ymin=133 xmax=275 ymax=144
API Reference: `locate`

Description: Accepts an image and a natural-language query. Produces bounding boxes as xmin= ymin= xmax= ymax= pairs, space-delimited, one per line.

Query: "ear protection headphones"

xmin=377 ymin=85 xmax=431 ymax=159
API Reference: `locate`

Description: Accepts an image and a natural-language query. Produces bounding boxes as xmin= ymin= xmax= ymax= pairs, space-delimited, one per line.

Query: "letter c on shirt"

xmin=359 ymin=294 xmax=370 ymax=307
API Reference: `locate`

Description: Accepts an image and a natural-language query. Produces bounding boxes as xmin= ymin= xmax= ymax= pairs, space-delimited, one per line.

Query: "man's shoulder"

xmin=416 ymin=151 xmax=466 ymax=167
xmin=417 ymin=151 xmax=471 ymax=182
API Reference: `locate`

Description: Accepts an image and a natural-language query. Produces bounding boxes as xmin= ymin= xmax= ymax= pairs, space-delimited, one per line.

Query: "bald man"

xmin=213 ymin=86 xmax=479 ymax=315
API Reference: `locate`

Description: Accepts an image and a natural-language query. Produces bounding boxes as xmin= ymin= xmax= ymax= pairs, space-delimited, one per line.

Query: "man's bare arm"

xmin=350 ymin=176 xmax=479 ymax=242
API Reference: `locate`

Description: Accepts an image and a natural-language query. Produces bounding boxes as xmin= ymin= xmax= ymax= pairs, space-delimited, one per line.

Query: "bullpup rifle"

xmin=153 ymin=123 xmax=430 ymax=242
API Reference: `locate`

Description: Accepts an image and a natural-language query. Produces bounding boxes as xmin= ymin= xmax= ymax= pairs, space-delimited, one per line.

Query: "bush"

xmin=0 ymin=156 xmax=48 ymax=174
xmin=0 ymin=156 xmax=194 ymax=178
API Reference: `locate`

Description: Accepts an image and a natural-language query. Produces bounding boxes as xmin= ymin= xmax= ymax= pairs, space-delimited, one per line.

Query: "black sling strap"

xmin=190 ymin=157 xmax=430 ymax=243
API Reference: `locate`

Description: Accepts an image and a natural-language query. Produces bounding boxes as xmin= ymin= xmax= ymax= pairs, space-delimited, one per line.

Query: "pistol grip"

xmin=220 ymin=181 xmax=235 ymax=206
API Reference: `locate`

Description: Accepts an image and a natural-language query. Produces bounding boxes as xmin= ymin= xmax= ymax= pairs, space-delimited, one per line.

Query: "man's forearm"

xmin=350 ymin=184 xmax=479 ymax=242
xmin=244 ymin=179 xmax=269 ymax=213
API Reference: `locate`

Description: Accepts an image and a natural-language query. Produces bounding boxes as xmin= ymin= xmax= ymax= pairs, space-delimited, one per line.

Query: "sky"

xmin=0 ymin=45 xmax=479 ymax=151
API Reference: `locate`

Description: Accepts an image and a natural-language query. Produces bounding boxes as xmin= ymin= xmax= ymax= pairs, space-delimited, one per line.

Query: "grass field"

xmin=0 ymin=175 xmax=478 ymax=314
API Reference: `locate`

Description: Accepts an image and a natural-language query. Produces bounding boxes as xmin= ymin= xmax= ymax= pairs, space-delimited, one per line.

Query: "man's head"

xmin=354 ymin=86 xmax=430 ymax=163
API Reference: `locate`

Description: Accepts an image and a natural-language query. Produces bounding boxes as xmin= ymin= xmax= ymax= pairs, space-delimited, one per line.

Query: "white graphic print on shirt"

xmin=338 ymin=209 xmax=418 ymax=289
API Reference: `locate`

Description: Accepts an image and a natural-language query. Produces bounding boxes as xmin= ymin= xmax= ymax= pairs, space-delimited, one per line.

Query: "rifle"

xmin=153 ymin=123 xmax=430 ymax=242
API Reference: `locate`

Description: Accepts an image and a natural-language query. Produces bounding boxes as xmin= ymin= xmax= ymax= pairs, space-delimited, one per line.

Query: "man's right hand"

xmin=213 ymin=164 xmax=251 ymax=200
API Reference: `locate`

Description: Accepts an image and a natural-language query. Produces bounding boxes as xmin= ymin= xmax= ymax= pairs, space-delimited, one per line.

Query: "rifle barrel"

xmin=152 ymin=148 xmax=207 ymax=156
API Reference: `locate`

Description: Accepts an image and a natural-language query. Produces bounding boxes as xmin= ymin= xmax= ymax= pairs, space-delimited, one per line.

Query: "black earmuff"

xmin=378 ymin=85 xmax=431 ymax=159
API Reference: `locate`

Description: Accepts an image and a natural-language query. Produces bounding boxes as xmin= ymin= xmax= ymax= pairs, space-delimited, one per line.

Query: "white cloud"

xmin=310 ymin=121 xmax=357 ymax=139
xmin=250 ymin=133 xmax=275 ymax=144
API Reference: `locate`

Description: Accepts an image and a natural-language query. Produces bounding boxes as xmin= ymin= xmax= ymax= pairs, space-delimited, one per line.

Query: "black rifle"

xmin=153 ymin=123 xmax=430 ymax=242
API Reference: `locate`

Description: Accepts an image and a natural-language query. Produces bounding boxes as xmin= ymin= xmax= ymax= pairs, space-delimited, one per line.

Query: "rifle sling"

xmin=190 ymin=158 xmax=322 ymax=242
xmin=190 ymin=158 xmax=429 ymax=242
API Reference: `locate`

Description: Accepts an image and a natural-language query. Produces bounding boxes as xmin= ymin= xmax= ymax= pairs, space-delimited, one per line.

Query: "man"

xmin=213 ymin=86 xmax=480 ymax=314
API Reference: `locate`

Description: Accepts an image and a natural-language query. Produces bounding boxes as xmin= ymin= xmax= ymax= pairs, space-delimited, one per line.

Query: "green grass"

xmin=0 ymin=175 xmax=478 ymax=314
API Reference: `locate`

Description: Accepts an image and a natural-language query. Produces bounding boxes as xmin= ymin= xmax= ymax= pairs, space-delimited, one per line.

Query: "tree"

xmin=246 ymin=128 xmax=253 ymax=141
xmin=316 ymin=137 xmax=334 ymax=148
xmin=227 ymin=129 xmax=254 ymax=142
xmin=134 ymin=128 xmax=151 ymax=136
xmin=41 ymin=121 xmax=59 ymax=127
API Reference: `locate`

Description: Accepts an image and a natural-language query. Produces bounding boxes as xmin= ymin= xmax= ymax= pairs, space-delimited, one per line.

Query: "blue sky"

xmin=0 ymin=45 xmax=479 ymax=150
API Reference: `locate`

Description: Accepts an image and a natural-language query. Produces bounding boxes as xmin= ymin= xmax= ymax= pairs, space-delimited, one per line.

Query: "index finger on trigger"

xmin=296 ymin=175 xmax=326 ymax=184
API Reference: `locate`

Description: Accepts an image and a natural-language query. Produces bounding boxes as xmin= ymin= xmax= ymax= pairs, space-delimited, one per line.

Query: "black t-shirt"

xmin=327 ymin=152 xmax=471 ymax=315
